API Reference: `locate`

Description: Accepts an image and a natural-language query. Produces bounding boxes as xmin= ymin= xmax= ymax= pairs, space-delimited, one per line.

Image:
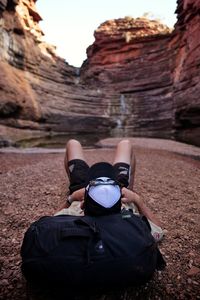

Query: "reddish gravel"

xmin=0 ymin=140 xmax=200 ymax=300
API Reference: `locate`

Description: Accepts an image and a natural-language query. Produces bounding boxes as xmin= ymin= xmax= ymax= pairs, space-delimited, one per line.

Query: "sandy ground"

xmin=0 ymin=138 xmax=200 ymax=300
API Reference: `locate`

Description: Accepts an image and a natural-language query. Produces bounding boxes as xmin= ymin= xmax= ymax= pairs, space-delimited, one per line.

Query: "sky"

xmin=36 ymin=0 xmax=177 ymax=67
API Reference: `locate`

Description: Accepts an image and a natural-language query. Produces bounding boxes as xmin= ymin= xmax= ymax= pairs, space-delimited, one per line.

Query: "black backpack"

xmin=21 ymin=210 xmax=166 ymax=296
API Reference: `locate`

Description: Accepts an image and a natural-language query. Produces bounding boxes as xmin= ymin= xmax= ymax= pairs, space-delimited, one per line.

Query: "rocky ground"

xmin=0 ymin=138 xmax=200 ymax=300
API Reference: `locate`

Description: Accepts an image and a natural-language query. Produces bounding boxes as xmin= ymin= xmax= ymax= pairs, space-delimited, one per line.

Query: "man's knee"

xmin=66 ymin=139 xmax=81 ymax=150
xmin=118 ymin=139 xmax=132 ymax=150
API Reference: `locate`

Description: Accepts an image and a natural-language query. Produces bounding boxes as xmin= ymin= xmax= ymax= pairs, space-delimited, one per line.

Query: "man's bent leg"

xmin=55 ymin=140 xmax=88 ymax=217
xmin=113 ymin=140 xmax=136 ymax=189
xmin=113 ymin=139 xmax=132 ymax=165
xmin=64 ymin=139 xmax=89 ymax=194
xmin=64 ymin=139 xmax=85 ymax=176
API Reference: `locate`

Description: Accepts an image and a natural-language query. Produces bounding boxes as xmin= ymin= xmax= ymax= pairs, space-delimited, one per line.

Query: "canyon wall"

xmin=0 ymin=0 xmax=199 ymax=146
xmin=80 ymin=18 xmax=175 ymax=139
xmin=172 ymin=0 xmax=200 ymax=145
xmin=80 ymin=0 xmax=200 ymax=145
xmin=0 ymin=0 xmax=113 ymax=146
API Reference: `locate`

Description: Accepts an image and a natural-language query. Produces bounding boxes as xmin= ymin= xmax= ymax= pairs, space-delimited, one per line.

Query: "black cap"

xmin=84 ymin=162 xmax=121 ymax=216
xmin=87 ymin=162 xmax=116 ymax=183
xmin=84 ymin=195 xmax=121 ymax=216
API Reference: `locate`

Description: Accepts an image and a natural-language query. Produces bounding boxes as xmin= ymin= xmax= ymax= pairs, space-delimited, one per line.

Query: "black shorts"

xmin=68 ymin=159 xmax=131 ymax=194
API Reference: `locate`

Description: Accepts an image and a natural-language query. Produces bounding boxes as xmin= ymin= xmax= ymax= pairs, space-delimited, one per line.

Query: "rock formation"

xmin=80 ymin=1 xmax=200 ymax=145
xmin=80 ymin=18 xmax=174 ymax=139
xmin=172 ymin=0 xmax=200 ymax=145
xmin=0 ymin=0 xmax=199 ymax=147
xmin=0 ymin=0 xmax=114 ymax=147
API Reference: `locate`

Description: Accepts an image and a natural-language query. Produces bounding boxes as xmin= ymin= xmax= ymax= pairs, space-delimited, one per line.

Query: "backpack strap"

xmin=74 ymin=218 xmax=102 ymax=265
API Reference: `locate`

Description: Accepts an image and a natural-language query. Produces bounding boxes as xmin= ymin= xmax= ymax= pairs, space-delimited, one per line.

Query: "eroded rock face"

xmin=0 ymin=0 xmax=113 ymax=146
xmin=0 ymin=0 xmax=199 ymax=146
xmin=80 ymin=18 xmax=175 ymax=139
xmin=172 ymin=0 xmax=200 ymax=145
xmin=81 ymin=18 xmax=172 ymax=87
xmin=80 ymin=1 xmax=200 ymax=145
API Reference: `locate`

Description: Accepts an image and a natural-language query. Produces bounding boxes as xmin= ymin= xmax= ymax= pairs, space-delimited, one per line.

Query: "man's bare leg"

xmin=55 ymin=140 xmax=86 ymax=213
xmin=64 ymin=139 xmax=85 ymax=177
xmin=113 ymin=139 xmax=136 ymax=189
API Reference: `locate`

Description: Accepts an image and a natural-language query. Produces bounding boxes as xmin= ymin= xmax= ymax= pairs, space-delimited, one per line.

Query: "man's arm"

xmin=121 ymin=187 xmax=162 ymax=227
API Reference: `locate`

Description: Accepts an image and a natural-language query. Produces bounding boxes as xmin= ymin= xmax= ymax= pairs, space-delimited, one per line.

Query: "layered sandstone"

xmin=80 ymin=1 xmax=200 ymax=145
xmin=172 ymin=0 xmax=200 ymax=145
xmin=0 ymin=0 xmax=113 ymax=146
xmin=81 ymin=18 xmax=172 ymax=88
xmin=80 ymin=18 xmax=174 ymax=139
xmin=0 ymin=0 xmax=199 ymax=147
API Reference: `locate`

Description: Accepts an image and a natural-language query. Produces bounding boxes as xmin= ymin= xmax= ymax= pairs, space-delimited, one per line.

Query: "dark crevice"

xmin=0 ymin=102 xmax=22 ymax=118
xmin=6 ymin=0 xmax=16 ymax=11
xmin=13 ymin=28 xmax=24 ymax=35
xmin=175 ymin=107 xmax=200 ymax=128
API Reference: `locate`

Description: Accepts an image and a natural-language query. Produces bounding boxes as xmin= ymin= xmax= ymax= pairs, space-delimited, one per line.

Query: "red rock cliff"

xmin=0 ymin=0 xmax=199 ymax=146
xmin=0 ymin=0 xmax=113 ymax=146
xmin=172 ymin=0 xmax=200 ymax=145
xmin=81 ymin=1 xmax=200 ymax=145
xmin=80 ymin=18 xmax=174 ymax=139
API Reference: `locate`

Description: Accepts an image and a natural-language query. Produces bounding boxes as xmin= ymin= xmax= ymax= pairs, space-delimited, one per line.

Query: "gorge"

xmin=0 ymin=0 xmax=200 ymax=147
